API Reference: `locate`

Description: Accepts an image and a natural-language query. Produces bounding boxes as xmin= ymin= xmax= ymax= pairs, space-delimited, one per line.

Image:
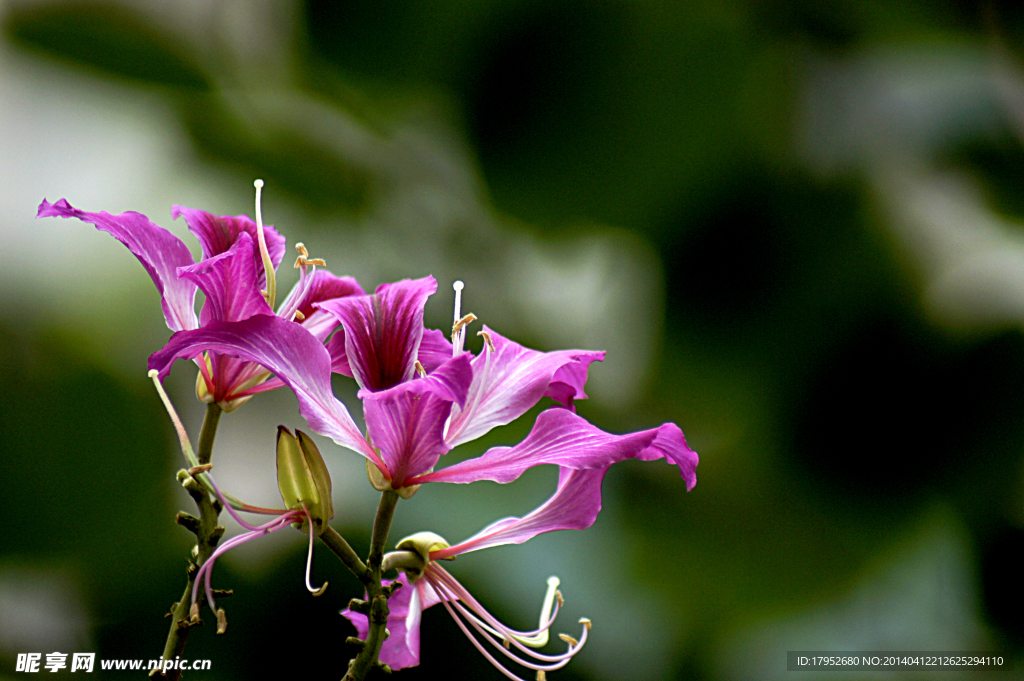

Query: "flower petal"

xmin=413 ymin=408 xmax=698 ymax=489
xmin=417 ymin=328 xmax=454 ymax=373
xmin=327 ymin=326 xmax=453 ymax=380
xmin=431 ymin=466 xmax=608 ymax=559
xmin=315 ymin=276 xmax=437 ymax=392
xmin=445 ymin=326 xmax=605 ymax=447
xmin=276 ymin=270 xmax=365 ymax=341
xmin=342 ymin=574 xmax=448 ymax=670
xmin=177 ymin=232 xmax=272 ymax=325
xmin=148 ymin=315 xmax=376 ymax=462
xmin=171 ymin=206 xmax=286 ymax=290
xmin=37 ymin=198 xmax=198 ymax=332
xmin=361 ymin=354 xmax=473 ymax=487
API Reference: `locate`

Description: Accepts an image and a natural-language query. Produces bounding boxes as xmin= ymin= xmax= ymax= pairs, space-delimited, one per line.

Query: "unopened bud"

xmin=276 ymin=427 xmax=334 ymax=534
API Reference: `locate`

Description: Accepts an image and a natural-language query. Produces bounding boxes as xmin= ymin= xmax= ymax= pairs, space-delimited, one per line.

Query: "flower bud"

xmin=276 ymin=427 xmax=334 ymax=535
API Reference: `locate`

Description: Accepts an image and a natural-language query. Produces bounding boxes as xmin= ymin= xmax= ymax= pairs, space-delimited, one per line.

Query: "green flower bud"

xmin=276 ymin=426 xmax=334 ymax=535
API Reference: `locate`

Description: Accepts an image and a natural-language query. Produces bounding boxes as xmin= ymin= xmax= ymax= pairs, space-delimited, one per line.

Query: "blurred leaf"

xmin=4 ymin=3 xmax=209 ymax=90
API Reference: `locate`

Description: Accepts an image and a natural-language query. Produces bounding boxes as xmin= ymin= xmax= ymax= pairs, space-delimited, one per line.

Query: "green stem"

xmin=155 ymin=403 xmax=224 ymax=680
xmin=343 ymin=490 xmax=400 ymax=681
xmin=196 ymin=403 xmax=221 ymax=465
xmin=320 ymin=526 xmax=369 ymax=584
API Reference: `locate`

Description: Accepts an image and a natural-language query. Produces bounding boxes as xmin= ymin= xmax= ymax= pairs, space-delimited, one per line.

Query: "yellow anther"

xmin=555 ymin=590 xmax=564 ymax=607
xmin=293 ymin=243 xmax=325 ymax=269
xmin=503 ymin=638 xmax=511 ymax=650
xmin=414 ymin=360 xmax=427 ymax=378
xmin=579 ymin=617 xmax=591 ymax=630
xmin=452 ymin=313 xmax=477 ymax=339
xmin=188 ymin=464 xmax=213 ymax=476
xmin=477 ymin=329 xmax=496 ymax=353
xmin=559 ymin=633 xmax=579 ymax=647
xmin=536 ymin=672 xmax=546 ymax=681
xmin=294 ymin=310 xmax=306 ymax=321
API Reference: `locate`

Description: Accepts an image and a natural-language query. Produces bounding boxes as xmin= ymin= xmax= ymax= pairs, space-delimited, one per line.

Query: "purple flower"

xmin=37 ymin=198 xmax=363 ymax=411
xmin=343 ymin=466 xmax=610 ymax=675
xmin=148 ymin=279 xmax=698 ymax=491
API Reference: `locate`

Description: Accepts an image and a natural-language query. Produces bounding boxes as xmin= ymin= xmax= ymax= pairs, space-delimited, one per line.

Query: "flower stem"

xmin=196 ymin=403 xmax=221 ymax=465
xmin=343 ymin=490 xmax=399 ymax=681
xmin=320 ymin=526 xmax=369 ymax=584
xmin=154 ymin=403 xmax=224 ymax=680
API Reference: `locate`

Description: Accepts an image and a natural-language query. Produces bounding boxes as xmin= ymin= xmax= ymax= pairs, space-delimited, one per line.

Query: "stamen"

xmin=414 ymin=360 xmax=427 ymax=378
xmin=253 ymin=180 xmax=277 ymax=310
xmin=478 ymin=330 xmax=496 ymax=353
xmin=559 ymin=634 xmax=578 ymax=647
xmin=452 ymin=313 xmax=477 ymax=355
xmin=537 ymin=673 xmax=546 ymax=681
xmin=555 ymin=591 xmax=564 ymax=608
xmin=303 ymin=504 xmax=328 ymax=596
xmin=579 ymin=618 xmax=591 ymax=631
xmin=294 ymin=310 xmax=306 ymax=321
xmin=148 ymin=369 xmax=199 ymax=468
xmin=428 ymin=566 xmax=585 ymax=664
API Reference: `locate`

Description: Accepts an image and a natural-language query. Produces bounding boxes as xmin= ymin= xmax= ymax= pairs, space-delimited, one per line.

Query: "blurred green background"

xmin=3 ymin=0 xmax=1024 ymax=679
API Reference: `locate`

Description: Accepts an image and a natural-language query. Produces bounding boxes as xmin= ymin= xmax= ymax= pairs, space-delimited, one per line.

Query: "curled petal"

xmin=148 ymin=315 xmax=377 ymax=463
xmin=177 ymin=232 xmax=272 ymax=324
xmin=172 ymin=206 xmax=286 ymax=290
xmin=432 ymin=467 xmax=608 ymax=559
xmin=415 ymin=408 xmax=698 ymax=489
xmin=362 ymin=354 xmax=473 ymax=487
xmin=316 ymin=276 xmax=436 ymax=392
xmin=445 ymin=326 xmax=605 ymax=448
xmin=37 ymin=199 xmax=198 ymax=332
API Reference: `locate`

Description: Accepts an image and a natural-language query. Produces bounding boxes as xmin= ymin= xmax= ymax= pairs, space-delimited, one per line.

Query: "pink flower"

xmin=148 ymin=278 xmax=697 ymax=491
xmin=344 ymin=466 xmax=610 ymax=676
xmin=37 ymin=198 xmax=363 ymax=410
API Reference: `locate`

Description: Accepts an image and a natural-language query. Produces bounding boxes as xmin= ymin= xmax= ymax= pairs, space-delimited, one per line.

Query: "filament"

xmin=423 ymin=564 xmax=589 ymax=679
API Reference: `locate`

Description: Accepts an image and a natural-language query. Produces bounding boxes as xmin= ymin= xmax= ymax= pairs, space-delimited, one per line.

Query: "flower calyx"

xmin=276 ymin=427 xmax=334 ymax=535
xmin=382 ymin=531 xmax=452 ymax=581
xmin=365 ymin=459 xmax=422 ymax=499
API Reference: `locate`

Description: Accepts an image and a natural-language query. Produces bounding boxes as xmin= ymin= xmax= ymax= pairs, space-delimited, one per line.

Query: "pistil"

xmin=253 ymin=180 xmax=277 ymax=310
xmin=451 ymin=281 xmax=477 ymax=354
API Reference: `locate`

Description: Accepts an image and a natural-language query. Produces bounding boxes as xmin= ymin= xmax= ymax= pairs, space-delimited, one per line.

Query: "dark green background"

xmin=2 ymin=1 xmax=1023 ymax=679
